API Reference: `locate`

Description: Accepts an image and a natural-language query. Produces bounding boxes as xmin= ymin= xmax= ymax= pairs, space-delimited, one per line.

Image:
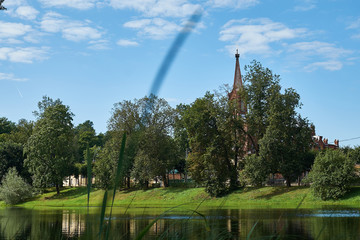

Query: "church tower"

xmin=228 ymin=50 xmax=247 ymax=115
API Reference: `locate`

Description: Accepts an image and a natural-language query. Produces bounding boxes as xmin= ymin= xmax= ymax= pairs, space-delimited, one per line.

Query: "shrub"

xmin=0 ymin=167 xmax=33 ymax=205
xmin=306 ymin=150 xmax=356 ymax=200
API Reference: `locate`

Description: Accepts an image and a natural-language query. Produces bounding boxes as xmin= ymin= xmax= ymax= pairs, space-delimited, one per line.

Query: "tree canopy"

xmin=24 ymin=98 xmax=75 ymax=194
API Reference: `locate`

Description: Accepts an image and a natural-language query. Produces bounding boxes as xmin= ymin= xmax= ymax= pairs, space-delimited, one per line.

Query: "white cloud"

xmin=0 ymin=47 xmax=49 ymax=63
xmin=117 ymin=39 xmax=139 ymax=46
xmin=288 ymin=41 xmax=352 ymax=59
xmin=124 ymin=18 xmax=181 ymax=39
xmin=109 ymin=0 xmax=201 ymax=18
xmin=62 ymin=26 xmax=102 ymax=42
xmin=38 ymin=0 xmax=97 ymax=10
xmin=288 ymin=41 xmax=352 ymax=71
xmin=0 ymin=72 xmax=28 ymax=82
xmin=219 ymin=18 xmax=306 ymax=55
xmin=304 ymin=61 xmax=343 ymax=71
xmin=294 ymin=0 xmax=316 ymax=11
xmin=15 ymin=6 xmax=39 ymax=20
xmin=88 ymin=39 xmax=110 ymax=50
xmin=351 ymin=34 xmax=360 ymax=39
xmin=3 ymin=0 xmax=26 ymax=7
xmin=0 ymin=21 xmax=33 ymax=39
xmin=41 ymin=12 xmax=103 ymax=42
xmin=347 ymin=17 xmax=360 ymax=40
xmin=208 ymin=0 xmax=259 ymax=9
xmin=347 ymin=17 xmax=360 ymax=30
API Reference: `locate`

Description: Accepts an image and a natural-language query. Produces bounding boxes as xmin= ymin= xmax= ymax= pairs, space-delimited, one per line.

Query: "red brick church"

xmin=228 ymin=50 xmax=339 ymax=153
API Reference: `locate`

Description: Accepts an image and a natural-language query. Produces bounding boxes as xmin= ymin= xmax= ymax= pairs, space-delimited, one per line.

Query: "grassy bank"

xmin=3 ymin=186 xmax=360 ymax=209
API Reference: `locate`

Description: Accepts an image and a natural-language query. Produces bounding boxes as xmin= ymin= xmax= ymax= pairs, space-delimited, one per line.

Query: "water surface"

xmin=0 ymin=207 xmax=359 ymax=239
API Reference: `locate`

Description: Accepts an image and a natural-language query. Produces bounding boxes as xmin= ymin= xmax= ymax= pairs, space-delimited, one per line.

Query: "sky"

xmin=0 ymin=0 xmax=360 ymax=147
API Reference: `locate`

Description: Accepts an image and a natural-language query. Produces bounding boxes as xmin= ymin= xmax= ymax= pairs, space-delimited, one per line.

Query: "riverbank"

xmin=3 ymin=186 xmax=360 ymax=209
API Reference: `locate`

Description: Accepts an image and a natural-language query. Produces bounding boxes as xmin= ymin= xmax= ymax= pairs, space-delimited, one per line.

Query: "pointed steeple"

xmin=233 ymin=49 xmax=242 ymax=92
xmin=229 ymin=50 xmax=246 ymax=115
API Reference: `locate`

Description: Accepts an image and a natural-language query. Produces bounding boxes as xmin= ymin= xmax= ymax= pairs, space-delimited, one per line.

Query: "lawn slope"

xmin=3 ymin=186 xmax=360 ymax=209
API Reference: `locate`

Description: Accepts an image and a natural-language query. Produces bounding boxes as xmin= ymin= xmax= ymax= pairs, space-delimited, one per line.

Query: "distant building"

xmin=311 ymin=125 xmax=339 ymax=150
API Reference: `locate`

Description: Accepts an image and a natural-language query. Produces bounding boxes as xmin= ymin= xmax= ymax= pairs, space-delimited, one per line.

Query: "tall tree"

xmin=74 ymin=120 xmax=98 ymax=163
xmin=259 ymin=88 xmax=312 ymax=186
xmin=183 ymin=92 xmax=245 ymax=196
xmin=24 ymin=97 xmax=75 ymax=194
xmin=95 ymin=95 xmax=178 ymax=189
xmin=243 ymin=60 xmax=281 ymax=154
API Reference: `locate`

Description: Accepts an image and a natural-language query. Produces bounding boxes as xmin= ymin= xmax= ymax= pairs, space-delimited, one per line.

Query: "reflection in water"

xmin=62 ymin=210 xmax=86 ymax=238
xmin=0 ymin=207 xmax=360 ymax=239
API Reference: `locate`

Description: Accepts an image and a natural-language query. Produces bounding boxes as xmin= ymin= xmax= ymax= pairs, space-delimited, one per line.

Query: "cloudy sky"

xmin=1 ymin=0 xmax=360 ymax=146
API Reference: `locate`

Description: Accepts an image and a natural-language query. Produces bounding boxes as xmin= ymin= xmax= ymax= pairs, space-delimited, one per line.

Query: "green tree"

xmin=306 ymin=150 xmax=357 ymax=200
xmin=242 ymin=154 xmax=268 ymax=187
xmin=347 ymin=146 xmax=360 ymax=164
xmin=0 ymin=117 xmax=16 ymax=142
xmin=183 ymin=92 xmax=244 ymax=196
xmin=96 ymin=95 xmax=177 ymax=189
xmin=259 ymin=88 xmax=312 ymax=187
xmin=131 ymin=127 xmax=180 ymax=187
xmin=0 ymin=141 xmax=30 ymax=183
xmin=0 ymin=117 xmax=16 ymax=135
xmin=24 ymin=97 xmax=75 ymax=194
xmin=74 ymin=120 xmax=98 ymax=163
xmin=173 ymin=104 xmax=190 ymax=178
xmin=0 ymin=168 xmax=33 ymax=205
xmin=243 ymin=60 xmax=281 ymax=154
xmin=8 ymin=119 xmax=34 ymax=145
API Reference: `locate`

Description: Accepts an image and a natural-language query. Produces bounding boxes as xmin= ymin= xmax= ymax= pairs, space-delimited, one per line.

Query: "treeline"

xmin=1 ymin=61 xmax=360 ymax=201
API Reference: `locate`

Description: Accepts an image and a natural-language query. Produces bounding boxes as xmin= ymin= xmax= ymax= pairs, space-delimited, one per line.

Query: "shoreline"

xmin=2 ymin=186 xmax=360 ymax=210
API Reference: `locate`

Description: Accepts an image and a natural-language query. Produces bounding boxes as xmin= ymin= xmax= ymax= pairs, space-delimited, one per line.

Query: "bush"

xmin=205 ymin=177 xmax=227 ymax=197
xmin=0 ymin=167 xmax=33 ymax=205
xmin=305 ymin=150 xmax=356 ymax=200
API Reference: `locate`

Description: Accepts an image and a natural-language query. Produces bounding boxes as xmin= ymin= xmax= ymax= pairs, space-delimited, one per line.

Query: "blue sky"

xmin=1 ymin=0 xmax=359 ymax=147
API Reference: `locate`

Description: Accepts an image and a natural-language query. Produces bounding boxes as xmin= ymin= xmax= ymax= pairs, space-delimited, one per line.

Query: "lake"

xmin=0 ymin=206 xmax=359 ymax=239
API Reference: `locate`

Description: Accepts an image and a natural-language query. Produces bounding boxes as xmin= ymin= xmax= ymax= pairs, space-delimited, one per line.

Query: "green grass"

xmin=3 ymin=186 xmax=360 ymax=210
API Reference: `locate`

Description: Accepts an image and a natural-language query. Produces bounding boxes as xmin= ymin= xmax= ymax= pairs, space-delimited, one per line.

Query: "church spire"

xmin=229 ymin=49 xmax=246 ymax=115
xmin=233 ymin=49 xmax=242 ymax=91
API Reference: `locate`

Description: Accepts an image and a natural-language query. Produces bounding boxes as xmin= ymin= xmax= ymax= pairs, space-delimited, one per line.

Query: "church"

xmin=228 ymin=50 xmax=339 ymax=154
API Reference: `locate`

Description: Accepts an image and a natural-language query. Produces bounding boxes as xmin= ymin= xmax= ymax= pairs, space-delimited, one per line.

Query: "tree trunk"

xmin=286 ymin=177 xmax=291 ymax=187
xmin=162 ymin=174 xmax=169 ymax=187
xmin=127 ymin=176 xmax=130 ymax=188
xmin=56 ymin=183 xmax=60 ymax=194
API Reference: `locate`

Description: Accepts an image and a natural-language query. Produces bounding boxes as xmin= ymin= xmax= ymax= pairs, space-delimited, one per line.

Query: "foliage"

xmin=94 ymin=140 xmax=117 ymax=189
xmin=258 ymin=87 xmax=312 ymax=186
xmin=0 ymin=141 xmax=30 ymax=182
xmin=97 ymin=94 xmax=179 ymax=189
xmin=243 ymin=60 xmax=281 ymax=154
xmin=306 ymin=150 xmax=357 ymax=200
xmin=0 ymin=117 xmax=16 ymax=135
xmin=24 ymin=97 xmax=75 ymax=194
xmin=0 ymin=168 xmax=33 ymax=205
xmin=74 ymin=120 xmax=101 ymax=163
xmin=344 ymin=146 xmax=360 ymax=164
xmin=242 ymin=154 xmax=269 ymax=187
xmin=131 ymin=129 xmax=179 ymax=187
xmin=0 ymin=118 xmax=33 ymax=145
xmin=183 ymin=92 xmax=244 ymax=196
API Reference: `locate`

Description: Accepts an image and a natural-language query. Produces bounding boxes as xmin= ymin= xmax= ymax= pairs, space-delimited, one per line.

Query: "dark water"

xmin=0 ymin=207 xmax=360 ymax=239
